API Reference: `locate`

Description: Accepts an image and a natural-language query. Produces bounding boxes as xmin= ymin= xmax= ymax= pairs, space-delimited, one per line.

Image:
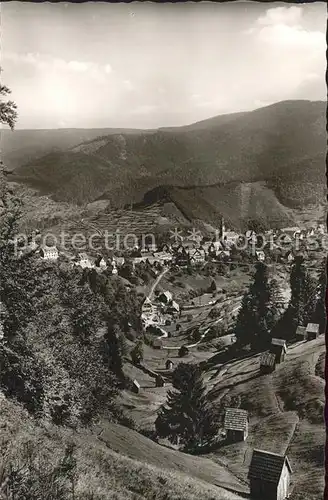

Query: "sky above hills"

xmin=1 ymin=1 xmax=326 ymax=129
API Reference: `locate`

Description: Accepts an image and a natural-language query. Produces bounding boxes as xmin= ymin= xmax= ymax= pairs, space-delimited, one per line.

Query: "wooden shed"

xmin=224 ymin=408 xmax=248 ymax=442
xmin=248 ymin=449 xmax=292 ymax=500
xmin=295 ymin=326 xmax=307 ymax=341
xmin=270 ymin=338 xmax=287 ymax=364
xmin=260 ymin=352 xmax=276 ymax=374
xmin=131 ymin=380 xmax=140 ymax=394
xmin=306 ymin=323 xmax=319 ymax=341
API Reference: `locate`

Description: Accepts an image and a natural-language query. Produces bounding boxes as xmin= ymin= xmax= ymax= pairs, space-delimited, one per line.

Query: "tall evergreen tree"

xmin=312 ymin=261 xmax=326 ymax=333
xmin=155 ymin=363 xmax=220 ymax=451
xmin=289 ymin=256 xmax=316 ymax=327
xmin=131 ymin=339 xmax=144 ymax=365
xmin=234 ymin=263 xmax=279 ymax=349
xmin=103 ymin=323 xmax=124 ymax=379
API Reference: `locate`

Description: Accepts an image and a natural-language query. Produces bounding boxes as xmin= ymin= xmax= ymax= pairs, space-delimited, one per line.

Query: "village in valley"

xmin=0 ymin=3 xmax=326 ymax=500
xmin=10 ymin=213 xmax=326 ymax=500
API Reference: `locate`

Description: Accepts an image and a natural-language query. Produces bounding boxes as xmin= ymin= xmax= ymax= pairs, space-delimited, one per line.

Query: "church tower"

xmin=219 ymin=217 xmax=225 ymax=240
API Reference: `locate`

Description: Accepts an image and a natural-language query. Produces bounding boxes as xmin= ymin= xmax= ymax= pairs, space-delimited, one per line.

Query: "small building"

xmin=306 ymin=323 xmax=319 ymax=341
xmin=260 ymin=352 xmax=276 ymax=374
xmin=167 ymin=300 xmax=180 ymax=316
xmin=284 ymin=251 xmax=294 ymax=263
xmin=217 ymin=250 xmax=230 ymax=260
xmin=153 ymin=251 xmax=173 ymax=264
xmin=141 ymin=298 xmax=157 ymax=323
xmin=113 ymin=256 xmax=125 ymax=267
xmin=295 ymin=326 xmax=307 ymax=341
xmin=145 ymin=243 xmax=158 ymax=253
xmin=111 ymin=261 xmax=118 ymax=275
xmin=95 ymin=255 xmax=107 ymax=270
xmin=224 ymin=408 xmax=249 ymax=442
xmin=77 ymin=252 xmax=93 ymax=269
xmin=255 ymin=251 xmax=266 ymax=262
xmin=131 ymin=379 xmax=140 ymax=394
xmin=165 ymin=359 xmax=174 ymax=370
xmin=248 ymin=449 xmax=292 ymax=500
xmin=40 ymin=246 xmax=59 ymax=261
xmin=160 ymin=243 xmax=172 ymax=254
xmin=152 ymin=337 xmax=163 ymax=349
xmin=155 ymin=374 xmax=165 ymax=387
xmin=189 ymin=248 xmax=206 ymax=265
xmin=270 ymin=338 xmax=287 ymax=364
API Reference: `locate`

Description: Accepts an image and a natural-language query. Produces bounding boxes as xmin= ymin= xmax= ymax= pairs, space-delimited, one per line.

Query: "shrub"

xmin=178 ymin=345 xmax=189 ymax=357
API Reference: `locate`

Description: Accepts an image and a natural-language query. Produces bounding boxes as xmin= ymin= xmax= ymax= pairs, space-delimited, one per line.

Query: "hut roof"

xmin=271 ymin=338 xmax=287 ymax=351
xmin=224 ymin=408 xmax=248 ymax=432
xmin=132 ymin=379 xmax=140 ymax=389
xmin=248 ymin=449 xmax=292 ymax=484
xmin=260 ymin=352 xmax=276 ymax=367
xmin=296 ymin=326 xmax=306 ymax=336
xmin=306 ymin=323 xmax=319 ymax=334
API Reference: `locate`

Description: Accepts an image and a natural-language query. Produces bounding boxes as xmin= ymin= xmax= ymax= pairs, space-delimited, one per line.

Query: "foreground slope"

xmin=0 ymin=394 xmax=244 ymax=499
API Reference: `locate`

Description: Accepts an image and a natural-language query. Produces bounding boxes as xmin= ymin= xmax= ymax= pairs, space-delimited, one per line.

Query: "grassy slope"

xmin=205 ymin=337 xmax=325 ymax=500
xmin=0 ymin=394 xmax=243 ymax=500
xmin=96 ymin=421 xmax=249 ymax=495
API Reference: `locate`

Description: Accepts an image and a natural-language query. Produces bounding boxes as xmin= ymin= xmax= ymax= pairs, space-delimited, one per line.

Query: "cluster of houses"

xmin=129 ymin=221 xmax=325 ymax=269
xmin=38 ymin=246 xmax=127 ymax=275
xmin=25 ymin=219 xmax=325 ymax=276
xmin=260 ymin=322 xmax=320 ymax=374
xmin=141 ymin=290 xmax=180 ymax=329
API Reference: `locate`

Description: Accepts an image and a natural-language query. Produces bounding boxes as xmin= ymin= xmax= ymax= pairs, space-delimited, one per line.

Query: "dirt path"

xmin=147 ymin=268 xmax=169 ymax=301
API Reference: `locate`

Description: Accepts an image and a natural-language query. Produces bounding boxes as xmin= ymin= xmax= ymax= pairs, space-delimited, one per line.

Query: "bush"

xmin=178 ymin=345 xmax=189 ymax=357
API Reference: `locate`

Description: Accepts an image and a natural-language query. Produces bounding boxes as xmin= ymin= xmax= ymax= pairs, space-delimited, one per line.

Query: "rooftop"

xmin=248 ymin=449 xmax=292 ymax=484
xmin=260 ymin=352 xmax=276 ymax=367
xmin=271 ymin=338 xmax=287 ymax=348
xmin=224 ymin=408 xmax=248 ymax=432
xmin=306 ymin=323 xmax=319 ymax=333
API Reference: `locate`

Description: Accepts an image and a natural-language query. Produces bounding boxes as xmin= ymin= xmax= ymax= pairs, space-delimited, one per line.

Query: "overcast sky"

xmin=1 ymin=1 xmax=326 ymax=129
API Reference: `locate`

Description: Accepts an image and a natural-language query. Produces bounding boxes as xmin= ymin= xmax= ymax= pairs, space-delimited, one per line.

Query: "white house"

xmin=224 ymin=231 xmax=239 ymax=245
xmin=113 ymin=256 xmax=125 ymax=267
xmin=40 ymin=246 xmax=59 ymax=261
xmin=111 ymin=261 xmax=118 ymax=275
xmin=167 ymin=300 xmax=180 ymax=316
xmin=255 ymin=251 xmax=265 ymax=262
xmin=153 ymin=251 xmax=173 ymax=264
xmin=95 ymin=256 xmax=107 ymax=270
xmin=77 ymin=252 xmax=93 ymax=269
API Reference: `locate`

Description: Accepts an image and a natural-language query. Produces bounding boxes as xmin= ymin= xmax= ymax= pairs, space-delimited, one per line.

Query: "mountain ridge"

xmin=4 ymin=99 xmax=326 ymax=229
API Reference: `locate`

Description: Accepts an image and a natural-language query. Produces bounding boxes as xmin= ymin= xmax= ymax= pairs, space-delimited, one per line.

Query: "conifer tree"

xmin=288 ymin=256 xmax=316 ymax=328
xmin=155 ymin=363 xmax=220 ymax=451
xmin=131 ymin=339 xmax=144 ymax=365
xmin=312 ymin=261 xmax=326 ymax=332
xmin=103 ymin=323 xmax=124 ymax=379
xmin=234 ymin=263 xmax=278 ymax=349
